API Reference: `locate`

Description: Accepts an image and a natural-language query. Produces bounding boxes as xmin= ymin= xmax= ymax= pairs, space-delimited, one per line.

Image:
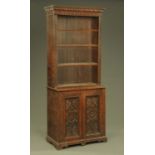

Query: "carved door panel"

xmin=83 ymin=89 xmax=105 ymax=138
xmin=62 ymin=92 xmax=82 ymax=141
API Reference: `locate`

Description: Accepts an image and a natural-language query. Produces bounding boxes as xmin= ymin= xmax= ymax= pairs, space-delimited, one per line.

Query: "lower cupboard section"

xmin=47 ymin=86 xmax=107 ymax=149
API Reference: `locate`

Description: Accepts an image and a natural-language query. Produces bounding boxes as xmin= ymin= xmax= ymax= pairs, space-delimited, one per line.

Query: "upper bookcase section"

xmin=44 ymin=5 xmax=105 ymax=17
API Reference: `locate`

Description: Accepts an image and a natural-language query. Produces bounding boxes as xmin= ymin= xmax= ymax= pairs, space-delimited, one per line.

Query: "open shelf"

xmin=58 ymin=62 xmax=98 ymax=67
xmin=54 ymin=15 xmax=99 ymax=86
xmin=57 ymin=15 xmax=98 ymax=45
xmin=57 ymin=66 xmax=98 ymax=85
xmin=57 ymin=16 xmax=98 ymax=30
xmin=56 ymin=82 xmax=98 ymax=88
xmin=58 ymin=47 xmax=98 ymax=64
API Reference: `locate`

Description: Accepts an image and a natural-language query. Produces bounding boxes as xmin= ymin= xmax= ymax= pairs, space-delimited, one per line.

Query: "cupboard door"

xmin=84 ymin=89 xmax=105 ymax=138
xmin=62 ymin=92 xmax=82 ymax=141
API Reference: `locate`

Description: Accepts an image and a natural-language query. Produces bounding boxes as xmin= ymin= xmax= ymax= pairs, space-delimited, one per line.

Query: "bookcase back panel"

xmin=58 ymin=47 xmax=98 ymax=63
xmin=57 ymin=15 xmax=98 ymax=30
xmin=57 ymin=15 xmax=98 ymax=44
xmin=57 ymin=66 xmax=98 ymax=85
xmin=57 ymin=31 xmax=98 ymax=44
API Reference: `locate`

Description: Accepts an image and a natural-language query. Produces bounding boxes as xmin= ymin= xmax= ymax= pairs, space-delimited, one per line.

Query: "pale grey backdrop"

xmin=31 ymin=0 xmax=124 ymax=154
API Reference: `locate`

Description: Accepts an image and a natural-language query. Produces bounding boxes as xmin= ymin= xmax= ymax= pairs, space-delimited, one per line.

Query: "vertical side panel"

xmin=57 ymin=91 xmax=65 ymax=142
xmin=99 ymin=88 xmax=106 ymax=136
xmin=47 ymin=12 xmax=57 ymax=87
xmin=47 ymin=89 xmax=59 ymax=141
xmin=98 ymin=15 xmax=101 ymax=84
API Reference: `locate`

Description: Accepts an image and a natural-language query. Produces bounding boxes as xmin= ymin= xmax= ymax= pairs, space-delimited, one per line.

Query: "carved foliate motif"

xmin=86 ymin=96 xmax=99 ymax=135
xmin=65 ymin=97 xmax=79 ymax=137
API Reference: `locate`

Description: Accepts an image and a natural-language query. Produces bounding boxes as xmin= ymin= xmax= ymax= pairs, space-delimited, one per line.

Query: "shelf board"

xmin=57 ymin=44 xmax=98 ymax=47
xmin=48 ymin=84 xmax=104 ymax=91
xmin=57 ymin=29 xmax=98 ymax=32
xmin=56 ymin=82 xmax=98 ymax=88
xmin=58 ymin=62 xmax=98 ymax=67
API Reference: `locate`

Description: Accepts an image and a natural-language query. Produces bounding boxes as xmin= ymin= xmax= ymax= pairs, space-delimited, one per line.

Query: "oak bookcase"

xmin=45 ymin=5 xmax=107 ymax=149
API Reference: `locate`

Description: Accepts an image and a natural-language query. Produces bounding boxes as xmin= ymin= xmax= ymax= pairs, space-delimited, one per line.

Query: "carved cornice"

xmin=44 ymin=5 xmax=105 ymax=16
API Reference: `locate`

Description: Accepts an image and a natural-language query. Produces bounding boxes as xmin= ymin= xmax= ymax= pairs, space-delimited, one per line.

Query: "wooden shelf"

xmin=57 ymin=29 xmax=98 ymax=32
xmin=56 ymin=82 xmax=98 ymax=88
xmin=58 ymin=62 xmax=98 ymax=67
xmin=57 ymin=44 xmax=98 ymax=47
